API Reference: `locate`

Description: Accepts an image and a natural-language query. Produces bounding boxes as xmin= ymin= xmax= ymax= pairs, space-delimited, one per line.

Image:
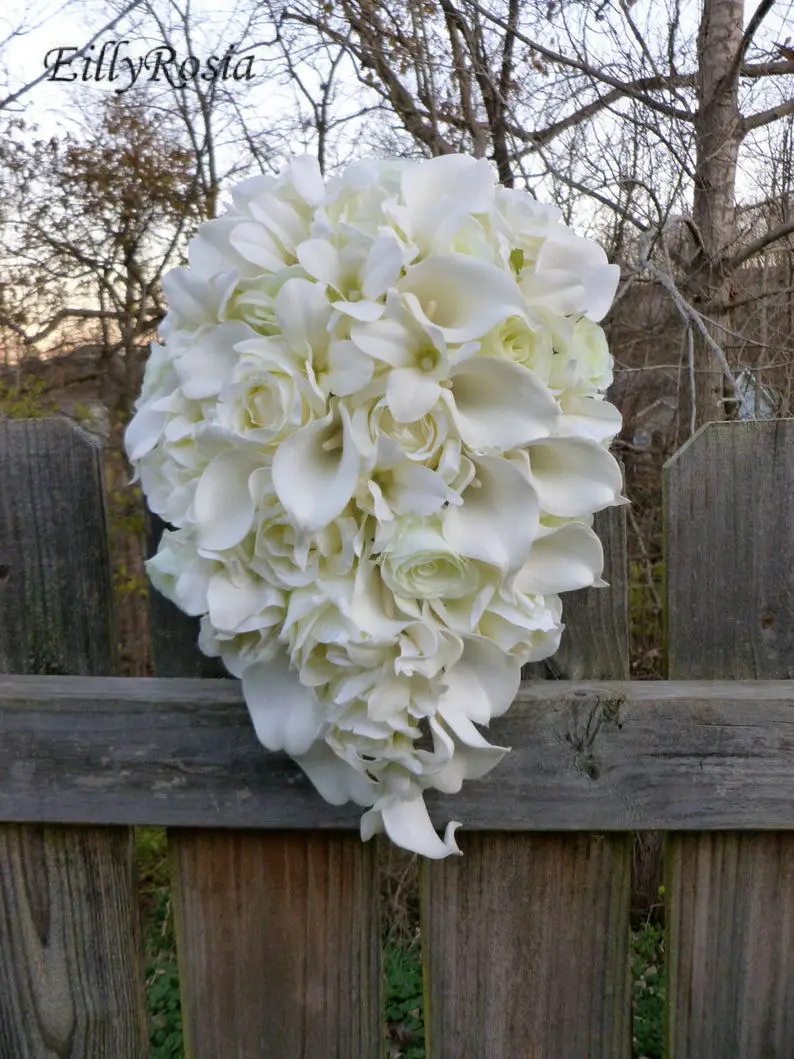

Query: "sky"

xmin=2 ymin=0 xmax=793 ymax=206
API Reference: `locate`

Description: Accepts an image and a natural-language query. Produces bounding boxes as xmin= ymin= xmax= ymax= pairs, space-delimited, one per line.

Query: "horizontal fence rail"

xmin=2 ymin=675 xmax=793 ymax=830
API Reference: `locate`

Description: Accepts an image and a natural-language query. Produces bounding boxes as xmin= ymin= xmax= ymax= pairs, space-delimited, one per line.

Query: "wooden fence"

xmin=0 ymin=415 xmax=792 ymax=1059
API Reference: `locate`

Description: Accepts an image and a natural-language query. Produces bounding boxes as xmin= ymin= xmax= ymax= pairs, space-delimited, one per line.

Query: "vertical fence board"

xmin=665 ymin=420 xmax=794 ymax=1058
xmin=422 ymin=505 xmax=632 ymax=1059
xmin=0 ymin=418 xmax=147 ymax=1059
xmin=147 ymin=516 xmax=382 ymax=1059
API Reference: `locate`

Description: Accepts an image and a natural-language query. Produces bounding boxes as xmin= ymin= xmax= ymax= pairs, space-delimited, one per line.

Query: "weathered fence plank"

xmin=2 ymin=676 xmax=794 ymax=830
xmin=665 ymin=419 xmax=794 ymax=1058
xmin=422 ymin=505 xmax=633 ymax=1059
xmin=145 ymin=523 xmax=382 ymax=1058
xmin=170 ymin=829 xmax=379 ymax=1059
xmin=0 ymin=419 xmax=147 ymax=1059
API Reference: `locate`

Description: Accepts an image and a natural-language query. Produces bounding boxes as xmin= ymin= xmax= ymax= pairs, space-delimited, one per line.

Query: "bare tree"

xmin=3 ymin=92 xmax=202 ymax=417
xmin=278 ymin=0 xmax=794 ymax=428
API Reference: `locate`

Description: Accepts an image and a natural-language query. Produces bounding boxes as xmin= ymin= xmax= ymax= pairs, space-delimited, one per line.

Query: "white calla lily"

xmin=535 ymin=230 xmax=620 ymax=322
xmin=243 ymin=654 xmax=324 ymax=755
xmin=272 ymin=406 xmax=360 ymax=531
xmin=555 ymin=393 xmax=622 ymax=443
xmin=443 ymin=454 xmax=539 ymax=574
xmin=444 ymin=356 xmax=559 ymax=451
xmin=438 ymin=634 xmax=522 ymax=724
xmin=517 ymin=521 xmax=606 ymax=595
xmin=526 ymin=437 xmax=625 ymax=517
xmin=194 ymin=450 xmax=261 ymax=551
xmin=361 ymin=795 xmax=462 ymax=859
xmin=398 ymin=253 xmax=529 ymax=343
xmin=294 ymin=741 xmax=378 ymax=806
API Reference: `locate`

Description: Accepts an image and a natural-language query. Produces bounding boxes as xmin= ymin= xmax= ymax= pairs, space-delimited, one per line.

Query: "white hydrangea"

xmin=126 ymin=153 xmax=626 ymax=858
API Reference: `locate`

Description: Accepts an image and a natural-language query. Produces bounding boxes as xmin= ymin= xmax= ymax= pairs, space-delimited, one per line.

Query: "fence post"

xmin=146 ymin=515 xmax=383 ymax=1058
xmin=0 ymin=418 xmax=147 ymax=1059
xmin=421 ymin=505 xmax=633 ymax=1058
xmin=664 ymin=419 xmax=794 ymax=1057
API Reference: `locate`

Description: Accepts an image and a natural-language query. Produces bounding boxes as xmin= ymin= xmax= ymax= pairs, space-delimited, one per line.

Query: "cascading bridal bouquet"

xmin=126 ymin=153 xmax=625 ymax=858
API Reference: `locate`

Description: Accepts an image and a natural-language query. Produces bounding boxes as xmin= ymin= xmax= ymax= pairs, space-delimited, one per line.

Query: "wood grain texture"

xmin=146 ymin=526 xmax=383 ymax=1058
xmin=0 ymin=418 xmax=147 ymax=1059
xmin=664 ymin=419 xmax=794 ymax=1059
xmin=422 ymin=832 xmax=630 ymax=1059
xmin=1 ymin=676 xmax=794 ymax=830
xmin=170 ymin=830 xmax=381 ymax=1059
xmin=0 ymin=825 xmax=146 ymax=1059
xmin=423 ymin=502 xmax=632 ymax=1059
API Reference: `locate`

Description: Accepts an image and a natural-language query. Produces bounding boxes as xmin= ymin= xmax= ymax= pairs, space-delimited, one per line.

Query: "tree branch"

xmin=743 ymin=96 xmax=794 ymax=132
xmin=0 ymin=0 xmax=145 ymax=111
xmin=465 ymin=0 xmax=696 ymax=122
xmin=18 ymin=308 xmax=129 ymax=347
xmin=728 ymin=218 xmax=794 ymax=270
xmin=736 ymin=0 xmax=776 ymax=68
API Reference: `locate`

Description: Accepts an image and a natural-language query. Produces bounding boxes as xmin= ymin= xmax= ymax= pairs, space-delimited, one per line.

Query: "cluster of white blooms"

xmin=126 ymin=153 xmax=625 ymax=858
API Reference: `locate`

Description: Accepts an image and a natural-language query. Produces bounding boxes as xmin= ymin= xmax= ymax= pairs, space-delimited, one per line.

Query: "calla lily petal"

xmin=527 ymin=437 xmax=625 ymax=517
xmin=361 ymin=236 xmax=404 ymax=300
xmin=398 ymin=253 xmax=528 ymax=343
xmin=387 ymin=368 xmax=442 ymax=423
xmin=424 ymin=717 xmax=508 ymax=794
xmin=125 ymin=402 xmax=167 ymax=461
xmin=330 ymin=299 xmax=385 ymax=322
xmin=439 ymin=634 xmax=522 ymax=723
xmin=443 ymin=455 xmax=539 ymax=574
xmin=194 ymin=450 xmax=260 ymax=550
xmin=289 ymin=155 xmax=326 ymax=205
xmin=242 ymin=656 xmax=324 ymax=755
xmin=536 ymin=232 xmax=620 ymax=321
xmin=294 ymin=741 xmax=377 ymax=805
xmin=401 ymin=153 xmax=495 ymax=219
xmin=445 ymin=357 xmax=559 ymax=451
xmin=362 ymin=795 xmax=462 ymax=859
xmin=229 ymin=221 xmax=290 ymax=272
xmin=556 ymin=395 xmax=623 ymax=443
xmin=272 ymin=408 xmax=360 ymax=531
xmin=296 ymin=238 xmax=340 ymax=287
xmin=350 ymin=560 xmax=410 ymax=639
xmin=517 ymin=521 xmax=605 ymax=595
xmin=326 ymin=340 xmax=374 ymax=396
xmin=275 ymin=277 xmax=331 ymax=355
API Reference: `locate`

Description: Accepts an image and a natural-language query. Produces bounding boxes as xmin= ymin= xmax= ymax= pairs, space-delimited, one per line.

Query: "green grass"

xmin=137 ymin=829 xmax=183 ymax=1059
xmin=136 ymin=828 xmax=665 ymax=1058
xmin=632 ymin=919 xmax=665 ymax=1059
xmin=383 ymin=935 xmax=425 ymax=1057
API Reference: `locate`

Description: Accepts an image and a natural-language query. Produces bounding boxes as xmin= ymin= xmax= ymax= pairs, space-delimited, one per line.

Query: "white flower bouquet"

xmin=126 ymin=153 xmax=625 ymax=857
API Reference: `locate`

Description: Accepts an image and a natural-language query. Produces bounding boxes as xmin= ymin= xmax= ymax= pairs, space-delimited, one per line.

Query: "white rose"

xmin=480 ymin=315 xmax=554 ymax=383
xmin=252 ymin=491 xmax=358 ymax=589
xmin=137 ymin=447 xmax=198 ymax=526
xmin=146 ymin=527 xmax=218 ymax=615
xmin=478 ymin=588 xmax=563 ymax=663
xmin=381 ymin=520 xmax=480 ymax=601
xmin=217 ymin=337 xmax=322 ymax=445
xmin=349 ymin=396 xmax=451 ymax=466
xmin=549 ymin=317 xmax=613 ymax=393
xmin=198 ymin=617 xmax=282 ymax=678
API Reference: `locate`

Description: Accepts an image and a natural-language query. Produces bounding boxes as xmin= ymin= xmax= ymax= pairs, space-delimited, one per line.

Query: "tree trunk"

xmin=685 ymin=0 xmax=744 ymax=429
